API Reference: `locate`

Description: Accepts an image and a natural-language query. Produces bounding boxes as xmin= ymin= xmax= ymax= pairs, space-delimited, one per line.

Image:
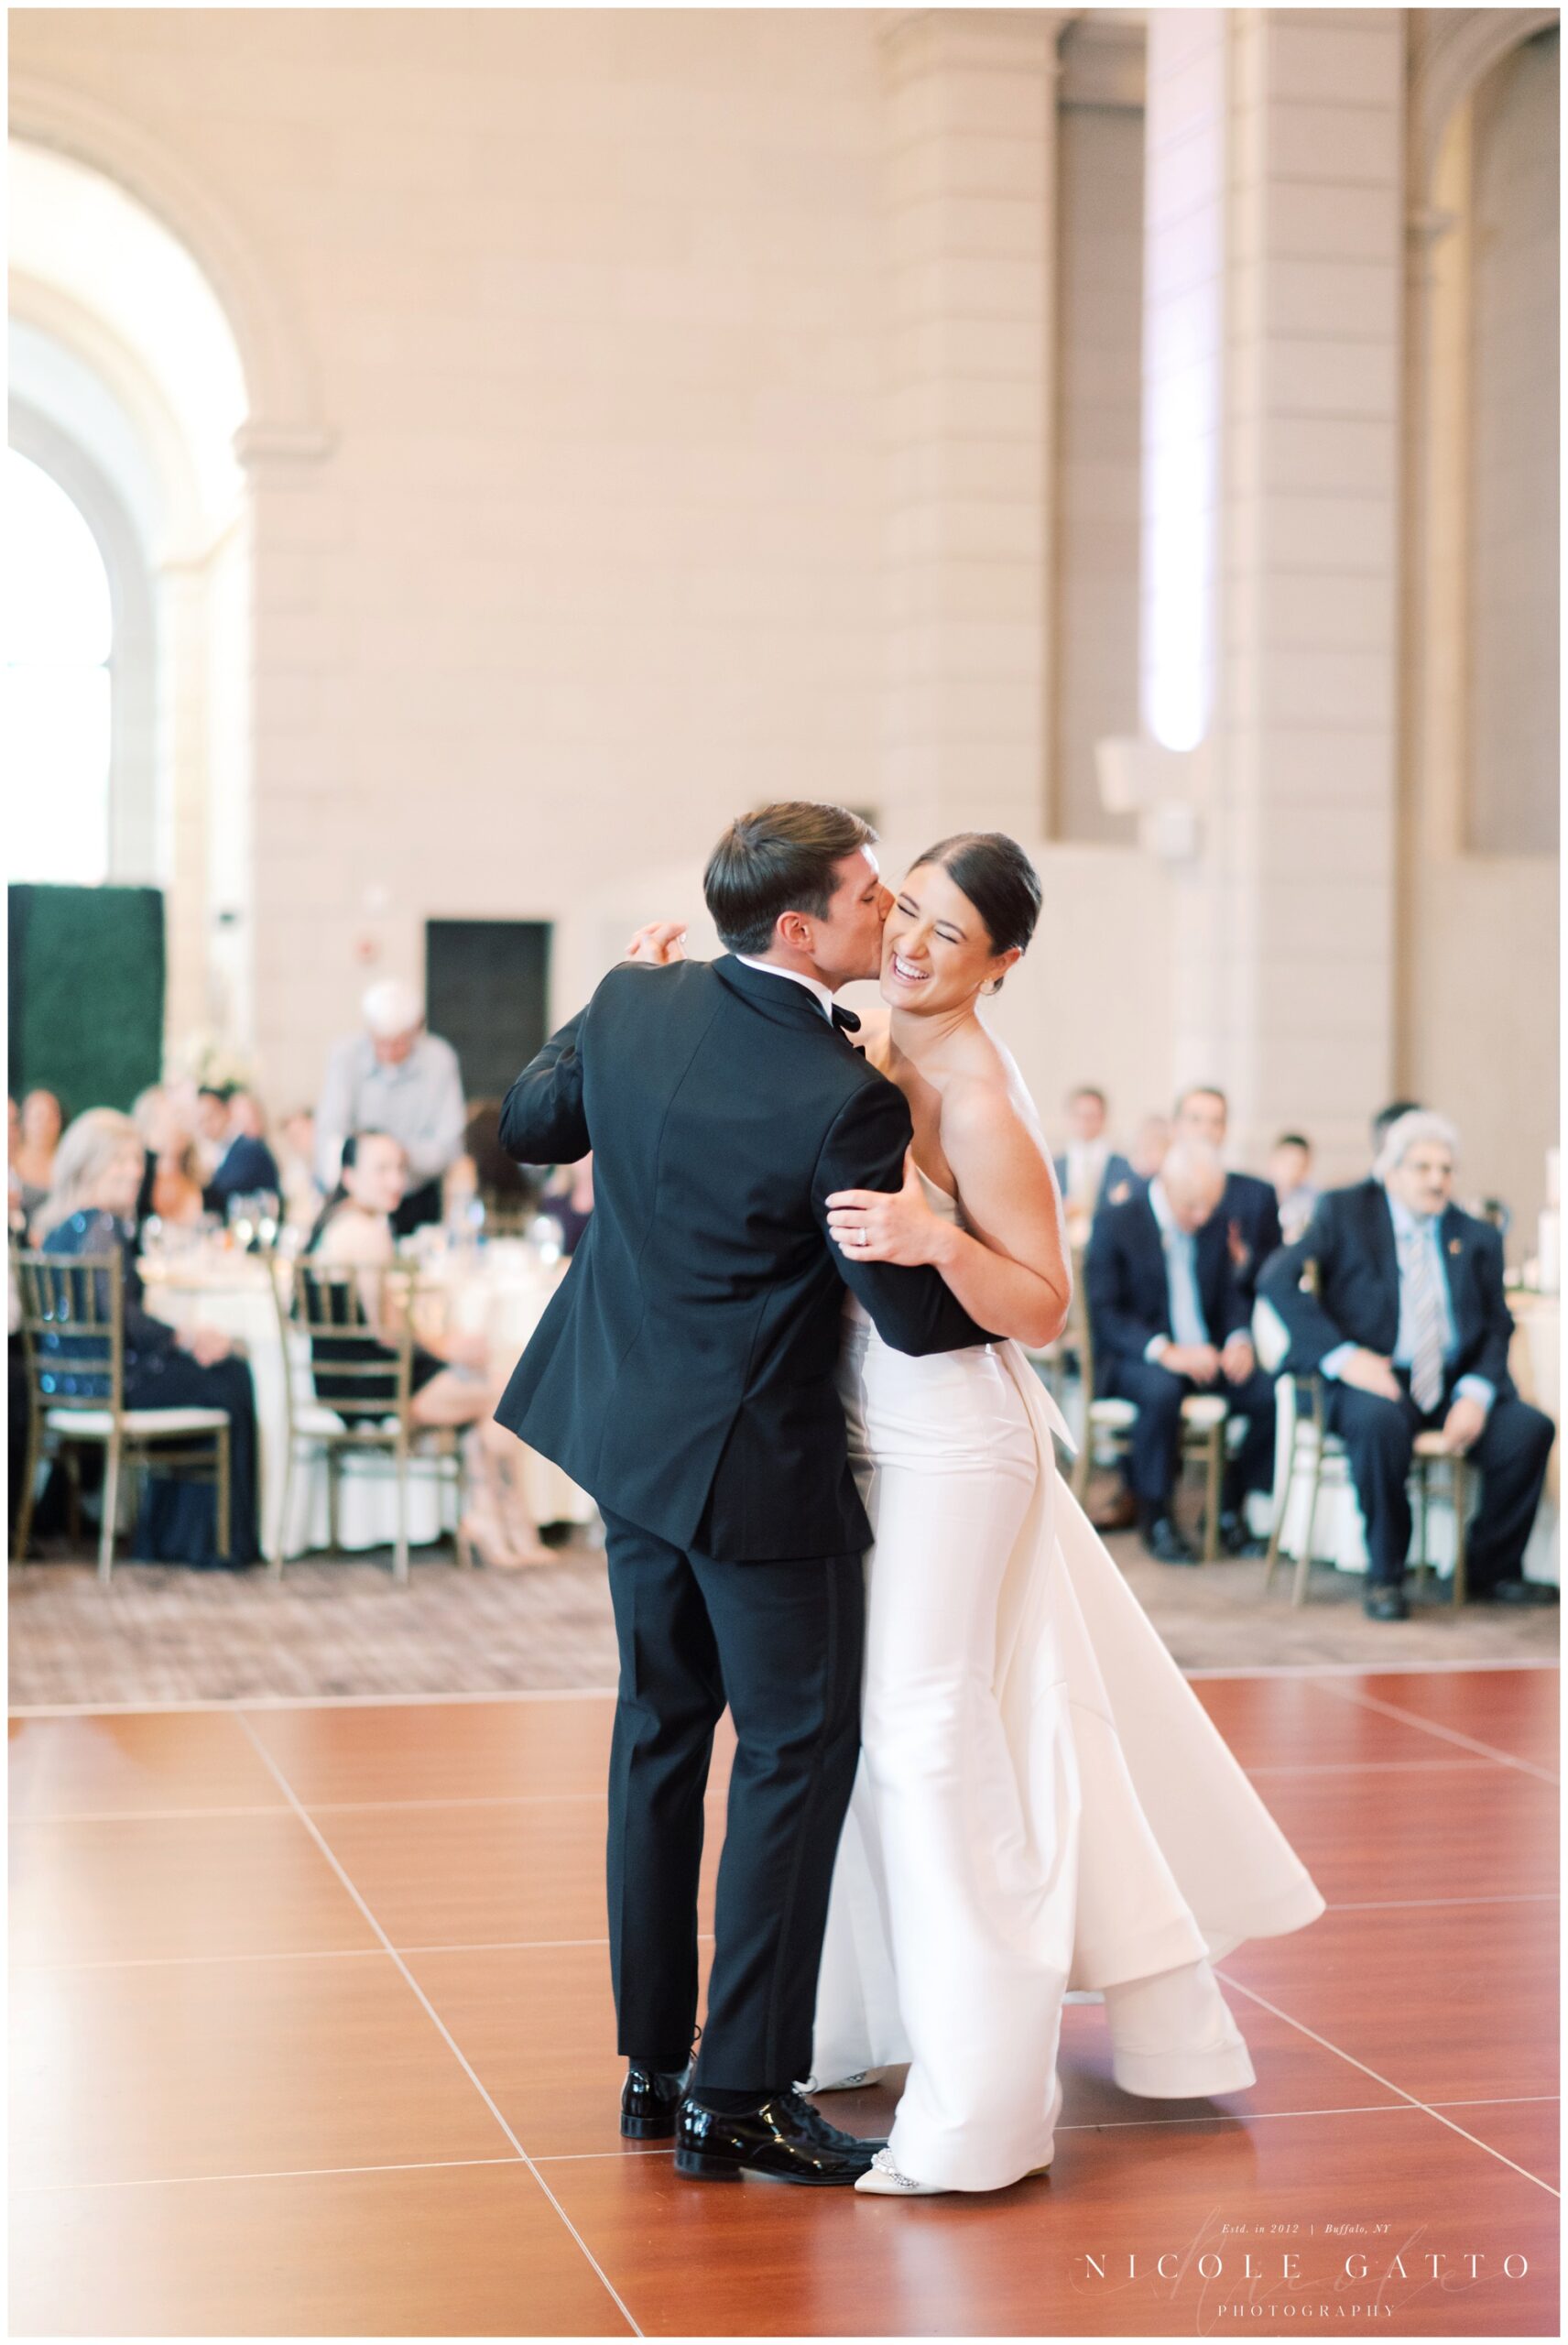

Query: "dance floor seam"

xmin=1312 ymin=1677 xmax=1561 ymax=1782
xmin=14 ymin=2100 xmax=1559 ymax=2201
xmin=8 ymin=1650 xmax=1559 ymax=1722
xmin=10 ymin=1896 xmax=1559 ymax=1980
xmin=1214 ymin=1971 xmax=1561 ymax=2199
xmin=11 ymin=1754 xmax=1524 ymax=1823
xmin=228 ymin=1712 xmax=647 ymax=2337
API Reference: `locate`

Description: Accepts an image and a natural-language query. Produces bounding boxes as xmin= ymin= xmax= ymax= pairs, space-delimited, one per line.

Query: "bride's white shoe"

xmin=802 ymin=2068 xmax=876 ymax=2094
xmin=855 ymin=2077 xmax=1062 ymax=2196
xmin=855 ymin=2148 xmax=944 ymax=2196
xmin=853 ymin=2145 xmax=1054 ymax=2197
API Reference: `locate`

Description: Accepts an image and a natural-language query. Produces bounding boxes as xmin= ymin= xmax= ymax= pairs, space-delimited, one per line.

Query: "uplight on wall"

xmin=1143 ymin=432 xmax=1216 ymax=754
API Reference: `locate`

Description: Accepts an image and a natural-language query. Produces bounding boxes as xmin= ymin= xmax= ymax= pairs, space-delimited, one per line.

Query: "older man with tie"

xmin=1258 ymin=1110 xmax=1557 ymax=1620
xmin=1085 ymin=1138 xmax=1276 ymax=1565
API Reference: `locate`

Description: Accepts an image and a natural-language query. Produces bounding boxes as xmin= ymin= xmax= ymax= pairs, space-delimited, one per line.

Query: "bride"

xmin=629 ymin=830 xmax=1324 ymax=2197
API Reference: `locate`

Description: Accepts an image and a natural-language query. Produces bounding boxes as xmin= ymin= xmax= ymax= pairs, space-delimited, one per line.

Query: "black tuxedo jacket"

xmin=1257 ymin=1178 xmax=1517 ymax=1399
xmin=495 ymin=955 xmax=991 ymax=1562
xmin=1084 ymin=1190 xmax=1252 ymax=1368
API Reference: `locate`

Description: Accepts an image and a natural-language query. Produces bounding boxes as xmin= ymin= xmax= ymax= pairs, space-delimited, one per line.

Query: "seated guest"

xmin=191 ymin=1084 xmax=230 ymax=1183
xmin=316 ymin=979 xmax=466 ymax=1237
xmin=14 ymin=1087 xmax=63 ymax=1224
xmin=1258 ymin=1110 xmax=1557 ymax=1620
xmin=456 ymin=1099 xmax=542 ymax=1227
xmin=1172 ymin=1085 xmax=1282 ymax=1303
xmin=131 ymin=1086 xmax=205 ymax=1231
xmin=1269 ymin=1131 xmax=1320 ymax=1246
xmin=1084 ymin=1139 xmax=1276 ymax=1565
xmin=276 ymin=1107 xmax=324 ymax=1230
xmin=1053 ymin=1085 xmax=1137 ymax=1244
xmin=9 ymin=1096 xmax=28 ymax=1234
xmin=33 ymin=1109 xmax=262 ymax=1564
xmin=540 ymin=1152 xmax=594 ymax=1258
xmin=306 ymin=1130 xmax=548 ymax=1567
xmin=199 ymin=1086 xmax=281 ymax=1216
xmin=1127 ymin=1112 xmax=1171 ymax=1186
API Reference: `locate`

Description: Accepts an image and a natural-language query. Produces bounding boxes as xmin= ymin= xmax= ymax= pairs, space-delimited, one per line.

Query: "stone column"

xmin=880 ymin=7 xmax=1066 ymax=849
xmin=1139 ymin=7 xmax=1406 ymax=1173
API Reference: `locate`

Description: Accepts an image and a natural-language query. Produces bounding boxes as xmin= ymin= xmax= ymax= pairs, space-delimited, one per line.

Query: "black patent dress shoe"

xmin=1143 ymin=1511 xmax=1198 ymax=1565
xmin=621 ymin=2062 xmax=691 ymax=2139
xmin=1363 ymin=1582 xmax=1410 ymax=1621
xmin=1475 ymin=1577 xmax=1560 ymax=1606
xmin=1216 ymin=1510 xmax=1268 ymax=1559
xmin=674 ymin=2089 xmax=886 ymax=2185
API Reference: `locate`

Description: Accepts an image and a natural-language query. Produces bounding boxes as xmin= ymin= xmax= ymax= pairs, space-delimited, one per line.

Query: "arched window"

xmin=3 ymin=449 xmax=114 ymax=884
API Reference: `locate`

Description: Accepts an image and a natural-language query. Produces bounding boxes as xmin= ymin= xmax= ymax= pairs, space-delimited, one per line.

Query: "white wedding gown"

xmin=810 ymin=1171 xmax=1326 ymax=2192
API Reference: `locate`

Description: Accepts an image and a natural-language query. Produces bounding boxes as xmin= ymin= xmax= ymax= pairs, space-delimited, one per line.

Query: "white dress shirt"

xmin=734 ymin=954 xmax=836 ymax=1025
xmin=1145 ymin=1176 xmax=1213 ymax=1363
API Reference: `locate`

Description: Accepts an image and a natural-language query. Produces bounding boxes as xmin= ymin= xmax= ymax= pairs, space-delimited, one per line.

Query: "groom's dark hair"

xmin=703 ymin=802 xmax=877 ymax=954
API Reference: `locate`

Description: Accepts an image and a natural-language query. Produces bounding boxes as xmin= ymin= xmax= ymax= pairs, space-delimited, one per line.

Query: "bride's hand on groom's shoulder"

xmin=826 ymin=1150 xmax=945 ymax=1269
xmin=625 ymin=919 xmax=688 ymax=965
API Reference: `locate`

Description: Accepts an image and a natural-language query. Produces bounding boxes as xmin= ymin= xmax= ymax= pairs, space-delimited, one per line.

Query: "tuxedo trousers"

xmin=602 ymin=1509 xmax=864 ymax=2092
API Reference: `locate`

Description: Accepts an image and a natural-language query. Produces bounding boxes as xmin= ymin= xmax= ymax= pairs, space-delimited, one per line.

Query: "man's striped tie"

xmin=1405 ymin=1228 xmax=1446 ymax=1413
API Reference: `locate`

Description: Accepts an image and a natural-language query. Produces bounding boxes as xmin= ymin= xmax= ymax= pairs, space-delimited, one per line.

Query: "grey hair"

xmin=1374 ymin=1108 xmax=1460 ymax=1183
xmin=31 ymin=1108 xmax=142 ymax=1238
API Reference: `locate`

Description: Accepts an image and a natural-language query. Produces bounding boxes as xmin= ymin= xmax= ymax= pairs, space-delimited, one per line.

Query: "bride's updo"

xmin=911 ymin=832 xmax=1041 ymax=980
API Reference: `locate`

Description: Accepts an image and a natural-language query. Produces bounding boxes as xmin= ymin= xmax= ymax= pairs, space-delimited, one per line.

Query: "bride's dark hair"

xmin=910 ymin=833 xmax=1041 ymax=982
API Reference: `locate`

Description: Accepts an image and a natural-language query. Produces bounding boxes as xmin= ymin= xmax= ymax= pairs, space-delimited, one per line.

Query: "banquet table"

xmin=140 ymin=1242 xmax=594 ymax=1562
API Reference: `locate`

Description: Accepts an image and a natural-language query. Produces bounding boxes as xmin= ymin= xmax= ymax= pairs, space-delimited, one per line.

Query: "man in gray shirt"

xmin=316 ymin=978 xmax=466 ymax=1235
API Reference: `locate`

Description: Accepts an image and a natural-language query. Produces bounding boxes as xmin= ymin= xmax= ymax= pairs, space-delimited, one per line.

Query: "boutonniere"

xmin=1448 ymin=1238 xmax=1463 ymax=1255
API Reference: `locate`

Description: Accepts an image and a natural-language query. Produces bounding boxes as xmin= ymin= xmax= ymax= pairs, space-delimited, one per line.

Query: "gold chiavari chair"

xmin=1065 ymin=1270 xmax=1229 ymax=1563
xmin=13 ymin=1251 xmax=231 ymax=1583
xmin=278 ymin=1258 xmax=466 ymax=1584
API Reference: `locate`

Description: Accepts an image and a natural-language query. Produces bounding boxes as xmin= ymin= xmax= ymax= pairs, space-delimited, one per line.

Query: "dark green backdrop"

xmin=8 ymin=884 xmax=166 ymax=1117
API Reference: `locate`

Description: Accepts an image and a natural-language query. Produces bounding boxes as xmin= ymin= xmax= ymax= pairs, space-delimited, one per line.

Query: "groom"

xmin=496 ymin=802 xmax=990 ymax=2185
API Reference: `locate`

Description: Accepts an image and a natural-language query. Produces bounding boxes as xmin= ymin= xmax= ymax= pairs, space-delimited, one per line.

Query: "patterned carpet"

xmin=8 ymin=1525 xmax=1556 ymax=1706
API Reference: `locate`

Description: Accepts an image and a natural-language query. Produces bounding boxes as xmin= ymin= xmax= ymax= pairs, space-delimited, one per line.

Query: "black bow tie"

xmin=831 ymin=1004 xmax=861 ymax=1037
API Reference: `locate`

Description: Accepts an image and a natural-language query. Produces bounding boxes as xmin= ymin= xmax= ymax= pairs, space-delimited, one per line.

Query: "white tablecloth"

xmin=142 ymin=1249 xmax=594 ymax=1561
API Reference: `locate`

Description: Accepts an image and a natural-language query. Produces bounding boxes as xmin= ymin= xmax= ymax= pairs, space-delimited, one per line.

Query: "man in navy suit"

xmin=1085 ymin=1139 xmax=1276 ymax=1565
xmin=1258 ymin=1111 xmax=1556 ymax=1620
xmin=1171 ymin=1086 xmax=1283 ymax=1305
xmin=197 ymin=1087 xmax=281 ymax=1218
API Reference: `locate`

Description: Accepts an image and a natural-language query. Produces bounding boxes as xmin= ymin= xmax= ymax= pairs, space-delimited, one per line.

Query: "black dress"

xmin=39 ymin=1209 xmax=262 ymax=1565
xmin=302 ymin=1212 xmax=444 ymax=1415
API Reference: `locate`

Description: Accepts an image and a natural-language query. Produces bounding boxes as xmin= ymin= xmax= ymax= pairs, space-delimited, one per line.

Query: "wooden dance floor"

xmin=9 ymin=1663 xmax=1559 ymax=2337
